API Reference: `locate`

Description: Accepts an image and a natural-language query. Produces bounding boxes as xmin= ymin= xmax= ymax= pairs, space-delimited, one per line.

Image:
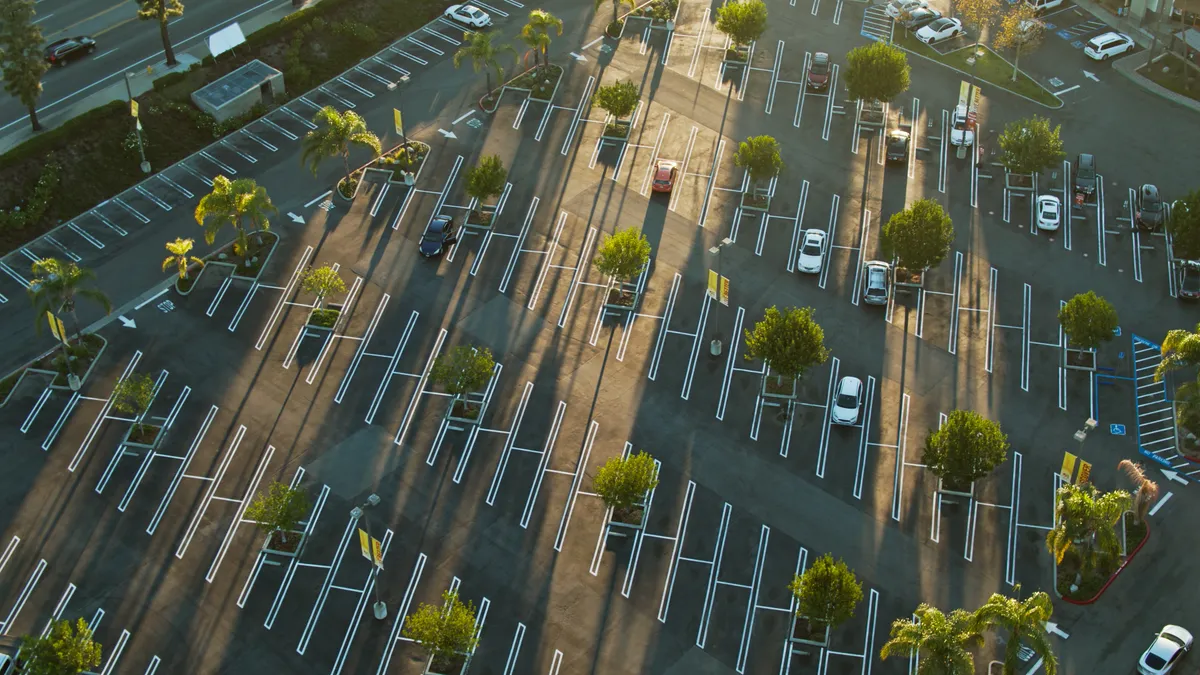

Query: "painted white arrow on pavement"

xmin=118 ymin=315 xmax=137 ymax=329
xmin=1161 ymin=468 xmax=1188 ymax=485
xmin=438 ymin=128 xmax=458 ymax=139
xmin=1082 ymin=70 xmax=1100 ymax=82
xmin=1044 ymin=621 xmax=1070 ymax=639
xmin=569 ymin=51 xmax=588 ymax=62
xmin=288 ymin=212 xmax=305 ymax=224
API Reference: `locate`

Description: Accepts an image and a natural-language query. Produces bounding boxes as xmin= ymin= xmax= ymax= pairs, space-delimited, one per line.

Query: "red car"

xmin=652 ymin=160 xmax=678 ymax=193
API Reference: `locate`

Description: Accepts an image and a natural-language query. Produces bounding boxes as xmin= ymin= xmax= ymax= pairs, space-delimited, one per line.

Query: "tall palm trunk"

xmin=28 ymin=105 xmax=42 ymax=132
xmin=342 ymin=151 xmax=352 ymax=186
xmin=159 ymin=5 xmax=177 ymax=66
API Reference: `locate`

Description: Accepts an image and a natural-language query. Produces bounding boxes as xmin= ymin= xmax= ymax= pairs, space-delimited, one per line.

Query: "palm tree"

xmin=1155 ymin=323 xmax=1200 ymax=381
xmin=28 ymin=259 xmax=113 ymax=382
xmin=1117 ymin=459 xmax=1160 ymax=525
xmin=137 ymin=0 xmax=184 ymax=67
xmin=880 ymin=604 xmax=981 ymax=675
xmin=1045 ymin=482 xmax=1131 ymax=569
xmin=520 ymin=9 xmax=563 ymax=72
xmin=162 ymin=237 xmax=203 ymax=280
xmin=454 ymin=31 xmax=516 ymax=98
xmin=194 ymin=175 xmax=278 ymax=258
xmin=301 ymin=106 xmax=382 ymax=193
xmin=972 ymin=586 xmax=1057 ymax=675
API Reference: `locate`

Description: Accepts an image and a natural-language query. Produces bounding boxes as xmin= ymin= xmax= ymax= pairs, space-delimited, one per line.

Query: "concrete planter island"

xmin=607 ymin=498 xmax=649 ymax=534
xmin=893 ymin=267 xmax=925 ymax=290
xmin=741 ymin=187 xmax=771 ymax=212
xmin=761 ymin=369 xmax=799 ymax=401
xmin=123 ymin=423 xmax=165 ymax=452
xmin=1062 ymin=346 xmax=1098 ymax=372
xmin=306 ymin=304 xmax=343 ymax=335
xmin=936 ymin=477 xmax=974 ymax=499
xmin=425 ymin=655 xmax=469 ymax=675
xmin=789 ymin=616 xmax=831 ymax=647
xmin=445 ymin=392 xmax=488 ymax=426
xmin=262 ymin=529 xmax=308 ymax=558
xmin=605 ymin=280 xmax=642 ymax=314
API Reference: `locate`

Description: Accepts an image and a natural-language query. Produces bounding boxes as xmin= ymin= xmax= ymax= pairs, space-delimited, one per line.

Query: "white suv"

xmin=1084 ymin=32 xmax=1134 ymax=60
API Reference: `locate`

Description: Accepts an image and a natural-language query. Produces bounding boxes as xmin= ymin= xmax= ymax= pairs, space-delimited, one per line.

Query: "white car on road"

xmin=831 ymin=376 xmax=863 ymax=425
xmin=1036 ymin=194 xmax=1061 ymax=231
xmin=444 ymin=4 xmax=493 ymax=27
xmin=797 ymin=229 xmax=826 ymax=274
xmin=917 ymin=17 xmax=964 ymax=44
xmin=1085 ymin=31 xmax=1134 ymax=60
xmin=1139 ymin=625 xmax=1192 ymax=674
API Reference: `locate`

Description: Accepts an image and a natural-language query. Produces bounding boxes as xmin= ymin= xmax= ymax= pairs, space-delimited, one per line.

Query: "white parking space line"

xmin=552 ymin=420 xmax=599 ymax=551
xmin=169 ymin=424 xmax=248 ymax=550
xmin=67 ymin=351 xmax=142 ymax=471
xmin=0 ymin=558 xmax=45 ymax=636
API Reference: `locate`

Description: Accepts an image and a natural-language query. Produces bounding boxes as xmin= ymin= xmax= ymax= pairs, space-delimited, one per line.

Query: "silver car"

xmin=862 ymin=261 xmax=889 ymax=305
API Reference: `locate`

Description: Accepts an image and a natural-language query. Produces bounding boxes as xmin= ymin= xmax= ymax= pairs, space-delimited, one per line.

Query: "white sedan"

xmin=831 ymin=376 xmax=863 ymax=425
xmin=1139 ymin=625 xmax=1192 ymax=674
xmin=916 ymin=17 xmax=964 ymax=44
xmin=1036 ymin=194 xmax=1061 ymax=231
xmin=797 ymin=229 xmax=826 ymax=274
xmin=444 ymin=4 xmax=493 ymax=27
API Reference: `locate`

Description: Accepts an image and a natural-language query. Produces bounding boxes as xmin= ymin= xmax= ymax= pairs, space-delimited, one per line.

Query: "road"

xmin=0 ymin=0 xmax=294 ymax=134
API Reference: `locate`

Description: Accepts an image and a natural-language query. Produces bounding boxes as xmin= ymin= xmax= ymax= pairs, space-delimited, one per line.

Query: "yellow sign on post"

xmin=393 ymin=109 xmax=404 ymax=137
xmin=1060 ymin=452 xmax=1078 ymax=483
xmin=719 ymin=276 xmax=730 ymax=307
xmin=358 ymin=528 xmax=371 ymax=561
xmin=371 ymin=537 xmax=384 ymax=569
xmin=1076 ymin=460 xmax=1092 ymax=485
xmin=46 ymin=311 xmax=66 ymax=343
xmin=130 ymin=99 xmax=139 ymax=118
xmin=707 ymin=269 xmax=718 ymax=299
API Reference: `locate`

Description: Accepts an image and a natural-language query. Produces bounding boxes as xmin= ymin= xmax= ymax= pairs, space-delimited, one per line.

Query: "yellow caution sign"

xmin=130 ymin=99 xmax=139 ymax=118
xmin=707 ymin=269 xmax=718 ymax=299
xmin=1076 ymin=460 xmax=1091 ymax=485
xmin=1060 ymin=452 xmax=1077 ymax=484
xmin=358 ymin=528 xmax=371 ymax=562
xmin=719 ymin=276 xmax=730 ymax=307
xmin=46 ymin=311 xmax=66 ymax=343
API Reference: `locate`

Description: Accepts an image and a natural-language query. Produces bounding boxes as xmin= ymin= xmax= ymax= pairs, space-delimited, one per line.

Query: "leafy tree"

xmin=194 ymin=175 xmax=277 ymax=257
xmin=955 ymin=0 xmax=1002 ymax=50
xmin=1176 ymin=380 xmax=1200 ymax=434
xmin=992 ymin=4 xmax=1044 ymax=81
xmin=1166 ymin=189 xmax=1200 ymax=261
xmin=593 ymin=79 xmax=639 ymax=119
xmin=880 ymin=603 xmax=982 ymax=675
xmin=593 ymin=226 xmax=651 ymax=295
xmin=28 ymin=258 xmax=112 ymax=345
xmin=18 ymin=618 xmax=102 ymax=675
xmin=971 ymin=587 xmax=1057 ymax=675
xmin=453 ymin=31 xmax=516 ymax=98
xmin=137 ymin=0 xmax=184 ymax=67
xmin=715 ymin=0 xmax=768 ymax=48
xmin=402 ymin=590 xmax=480 ymax=669
xmin=1117 ymin=459 xmax=1160 ymax=526
xmin=245 ymin=481 xmax=310 ymax=546
xmin=430 ymin=345 xmax=496 ymax=409
xmin=0 ymin=0 xmax=51 ymax=131
xmin=519 ymin=9 xmax=562 ymax=71
xmin=734 ymin=135 xmax=783 ymax=192
xmin=592 ymin=450 xmax=659 ymax=515
xmin=998 ymin=115 xmax=1065 ymax=176
xmin=1058 ymin=291 xmax=1118 ymax=350
xmin=465 ymin=155 xmax=507 ymax=219
xmin=882 ymin=199 xmax=954 ymax=272
xmin=744 ymin=306 xmax=830 ymax=382
xmin=1155 ymin=323 xmax=1200 ymax=381
xmin=788 ymin=554 xmax=863 ymax=633
xmin=844 ymin=42 xmax=910 ymax=103
xmin=162 ymin=237 xmax=203 ymax=280
xmin=1045 ymin=482 xmax=1131 ymax=569
xmin=112 ymin=372 xmax=157 ymax=436
xmin=301 ymin=106 xmax=382 ymax=192
xmin=302 ymin=264 xmax=346 ymax=308
xmin=922 ymin=409 xmax=1009 ymax=490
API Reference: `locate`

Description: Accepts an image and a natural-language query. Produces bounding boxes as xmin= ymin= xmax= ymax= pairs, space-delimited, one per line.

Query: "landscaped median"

xmin=0 ymin=0 xmax=444 ymax=257
xmin=891 ymin=32 xmax=1062 ymax=108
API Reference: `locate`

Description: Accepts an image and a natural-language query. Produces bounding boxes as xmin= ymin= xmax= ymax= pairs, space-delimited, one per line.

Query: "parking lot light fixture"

xmin=1073 ymin=417 xmax=1098 ymax=452
xmin=709 ymin=237 xmax=734 ymax=357
xmin=352 ymin=493 xmax=387 ymax=620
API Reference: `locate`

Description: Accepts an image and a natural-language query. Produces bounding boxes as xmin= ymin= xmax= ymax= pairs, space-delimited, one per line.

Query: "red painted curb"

xmin=1062 ymin=521 xmax=1151 ymax=605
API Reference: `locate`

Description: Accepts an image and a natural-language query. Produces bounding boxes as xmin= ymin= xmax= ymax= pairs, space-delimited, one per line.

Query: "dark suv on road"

xmin=43 ymin=36 xmax=96 ymax=66
xmin=1136 ymin=184 xmax=1165 ymax=231
xmin=1074 ymin=153 xmax=1097 ymax=196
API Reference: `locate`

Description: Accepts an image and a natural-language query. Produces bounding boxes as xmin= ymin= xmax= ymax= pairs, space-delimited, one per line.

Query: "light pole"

xmin=125 ymin=72 xmax=151 ymax=174
xmin=351 ymin=493 xmax=387 ymax=620
xmin=709 ymin=237 xmax=734 ymax=357
xmin=1073 ymin=417 xmax=1098 ymax=455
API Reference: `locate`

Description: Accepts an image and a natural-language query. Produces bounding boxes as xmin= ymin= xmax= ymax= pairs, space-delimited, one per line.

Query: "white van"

xmin=1023 ymin=0 xmax=1063 ymax=13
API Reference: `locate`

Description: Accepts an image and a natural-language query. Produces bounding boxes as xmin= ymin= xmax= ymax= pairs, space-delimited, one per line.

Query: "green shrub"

xmin=152 ymin=70 xmax=190 ymax=92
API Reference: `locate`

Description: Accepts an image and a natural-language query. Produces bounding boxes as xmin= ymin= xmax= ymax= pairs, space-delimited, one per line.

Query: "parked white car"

xmin=862 ymin=261 xmax=890 ymax=305
xmin=1036 ymin=194 xmax=1061 ymax=231
xmin=916 ymin=17 xmax=964 ymax=44
xmin=1084 ymin=31 xmax=1134 ymax=60
xmin=1138 ymin=625 xmax=1192 ymax=675
xmin=797 ymin=229 xmax=826 ymax=274
xmin=886 ymin=0 xmax=927 ymax=19
xmin=444 ymin=4 xmax=493 ymax=27
xmin=831 ymin=376 xmax=863 ymax=425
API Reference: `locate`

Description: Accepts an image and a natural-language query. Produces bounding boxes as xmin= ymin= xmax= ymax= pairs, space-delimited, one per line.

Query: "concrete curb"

xmin=1113 ymin=50 xmax=1200 ymax=114
xmin=892 ymin=44 xmax=1065 ymax=110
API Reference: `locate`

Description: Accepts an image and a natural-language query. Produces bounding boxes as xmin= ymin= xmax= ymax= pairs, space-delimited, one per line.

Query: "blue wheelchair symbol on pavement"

xmin=1043 ymin=22 xmax=1056 ymax=29
xmin=1111 ymin=424 xmax=1126 ymax=435
xmin=1057 ymin=29 xmax=1072 ymax=39
xmin=1113 ymin=326 xmax=1122 ymax=336
xmin=1071 ymin=40 xmax=1085 ymax=48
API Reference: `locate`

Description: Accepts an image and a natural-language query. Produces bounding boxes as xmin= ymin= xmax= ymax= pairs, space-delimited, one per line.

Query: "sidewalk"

xmin=0 ymin=0 xmax=325 ymax=156
xmin=1070 ymin=0 xmax=1200 ymax=113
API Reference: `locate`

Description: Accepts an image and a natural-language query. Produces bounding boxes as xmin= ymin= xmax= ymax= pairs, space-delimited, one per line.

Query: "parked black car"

xmin=420 ymin=216 xmax=458 ymax=257
xmin=1073 ymin=153 xmax=1097 ymax=195
xmin=43 ymin=36 xmax=96 ymax=66
xmin=885 ymin=129 xmax=910 ymax=162
xmin=1135 ymin=183 xmax=1165 ymax=231
xmin=1180 ymin=262 xmax=1200 ymax=301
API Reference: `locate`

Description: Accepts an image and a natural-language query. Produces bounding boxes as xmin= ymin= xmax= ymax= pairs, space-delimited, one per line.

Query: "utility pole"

xmin=352 ymin=493 xmax=387 ymax=620
xmin=125 ymin=72 xmax=151 ymax=174
xmin=708 ymin=237 xmax=733 ymax=357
